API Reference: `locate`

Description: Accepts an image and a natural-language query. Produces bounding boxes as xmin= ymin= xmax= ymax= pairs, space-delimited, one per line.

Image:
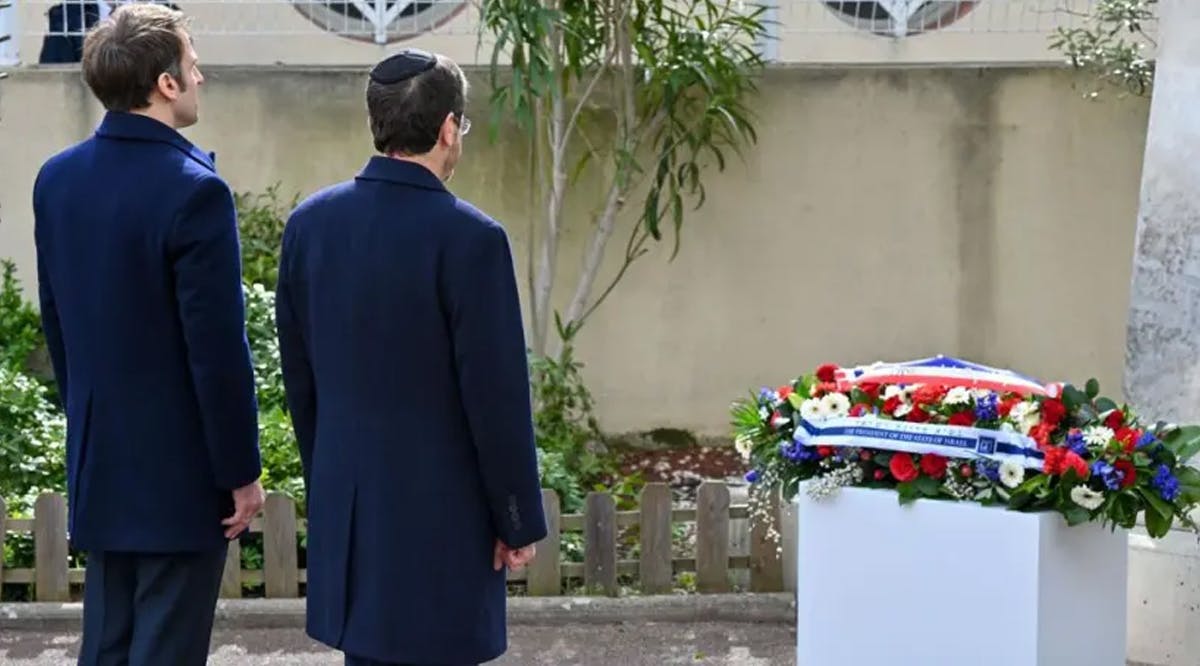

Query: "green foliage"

xmin=0 ymin=366 xmax=66 ymax=516
xmin=0 ymin=260 xmax=44 ymax=374
xmin=1049 ymin=0 xmax=1157 ymax=97
xmin=236 ymin=184 xmax=297 ymax=288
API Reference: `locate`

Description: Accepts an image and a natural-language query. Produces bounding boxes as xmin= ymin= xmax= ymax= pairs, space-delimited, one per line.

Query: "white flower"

xmin=734 ymin=435 xmax=754 ymax=462
xmin=1070 ymin=486 xmax=1105 ymax=511
xmin=999 ymin=461 xmax=1025 ymax=489
xmin=800 ymin=399 xmax=824 ymax=421
xmin=820 ymin=392 xmax=851 ymax=418
xmin=1000 ymin=422 xmax=1016 ymax=433
xmin=882 ymin=385 xmax=906 ymax=401
xmin=894 ymin=403 xmax=913 ymax=418
xmin=771 ymin=413 xmax=791 ymax=429
xmin=943 ymin=387 xmax=972 ymax=406
xmin=1084 ymin=426 xmax=1115 ymax=446
xmin=972 ymin=388 xmax=994 ymax=399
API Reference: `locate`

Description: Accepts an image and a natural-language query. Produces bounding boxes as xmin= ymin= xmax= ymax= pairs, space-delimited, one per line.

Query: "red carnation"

xmin=912 ymin=385 xmax=947 ymax=407
xmin=948 ymin=411 xmax=974 ymax=427
xmin=816 ymin=364 xmax=839 ymax=383
xmin=1105 ymin=410 xmax=1125 ymax=430
xmin=1041 ymin=398 xmax=1066 ymax=426
xmin=889 ymin=454 xmax=919 ymax=482
xmin=960 ymin=465 xmax=973 ymax=478
xmin=906 ymin=407 xmax=931 ymax=423
xmin=999 ymin=396 xmax=1022 ymax=417
xmin=817 ymin=382 xmax=838 ymax=395
xmin=874 ymin=469 xmax=887 ymax=481
xmin=1115 ymin=459 xmax=1137 ymax=488
xmin=883 ymin=396 xmax=902 ymax=415
xmin=1117 ymin=427 xmax=1140 ymax=453
xmin=849 ymin=403 xmax=870 ymax=417
xmin=778 ymin=385 xmax=794 ymax=400
xmin=817 ymin=446 xmax=833 ymax=458
xmin=1044 ymin=447 xmax=1089 ymax=479
xmin=859 ymin=382 xmax=882 ymax=400
xmin=920 ymin=454 xmax=948 ymax=479
xmin=1030 ymin=422 xmax=1056 ymax=449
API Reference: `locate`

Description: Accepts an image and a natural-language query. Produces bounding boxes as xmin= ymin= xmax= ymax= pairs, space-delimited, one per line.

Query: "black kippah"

xmin=369 ymin=49 xmax=437 ymax=85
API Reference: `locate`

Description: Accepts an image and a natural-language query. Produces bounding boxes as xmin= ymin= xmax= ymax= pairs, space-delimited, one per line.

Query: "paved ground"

xmin=0 ymin=623 xmax=796 ymax=665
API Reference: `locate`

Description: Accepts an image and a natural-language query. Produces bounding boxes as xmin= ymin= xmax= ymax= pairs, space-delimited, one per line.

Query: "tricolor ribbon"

xmin=794 ymin=416 xmax=1045 ymax=470
xmin=833 ymin=355 xmax=1062 ymax=398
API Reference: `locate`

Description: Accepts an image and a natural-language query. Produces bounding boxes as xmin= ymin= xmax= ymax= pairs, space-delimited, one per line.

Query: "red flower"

xmin=948 ymin=411 xmax=974 ymax=427
xmin=1041 ymin=398 xmax=1066 ymax=426
xmin=816 ymin=382 xmax=838 ymax=395
xmin=906 ymin=407 xmax=931 ymax=423
xmin=912 ymin=385 xmax=947 ymax=407
xmin=889 ymin=454 xmax=919 ymax=482
xmin=860 ymin=451 xmax=873 ymax=461
xmin=1117 ymin=427 xmax=1140 ymax=453
xmin=874 ymin=469 xmax=886 ymax=481
xmin=859 ymin=382 xmax=882 ymax=400
xmin=770 ymin=410 xmax=783 ymax=430
xmin=1030 ymin=422 xmax=1056 ymax=449
xmin=883 ymin=396 xmax=902 ymax=414
xmin=1044 ymin=447 xmax=1089 ymax=479
xmin=1105 ymin=410 xmax=1125 ymax=430
xmin=778 ymin=385 xmax=794 ymax=400
xmin=816 ymin=364 xmax=839 ymax=383
xmin=1115 ymin=459 xmax=1137 ymax=488
xmin=999 ymin=397 xmax=1023 ymax=417
xmin=960 ymin=465 xmax=974 ymax=478
xmin=817 ymin=446 xmax=833 ymax=458
xmin=849 ymin=403 xmax=870 ymax=417
xmin=920 ymin=454 xmax=948 ymax=479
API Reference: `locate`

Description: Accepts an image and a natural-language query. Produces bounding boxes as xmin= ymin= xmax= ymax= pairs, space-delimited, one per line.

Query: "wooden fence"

xmin=0 ymin=481 xmax=795 ymax=601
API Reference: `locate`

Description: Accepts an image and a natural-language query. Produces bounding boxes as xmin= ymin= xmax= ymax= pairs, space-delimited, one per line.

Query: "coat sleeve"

xmin=32 ymin=177 xmax=68 ymax=406
xmin=275 ymin=224 xmax=316 ymax=498
xmin=446 ymin=222 xmax=547 ymax=549
xmin=167 ymin=176 xmax=262 ymax=491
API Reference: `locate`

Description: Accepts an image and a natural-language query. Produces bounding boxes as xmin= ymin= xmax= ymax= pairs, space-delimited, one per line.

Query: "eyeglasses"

xmin=457 ymin=115 xmax=471 ymax=136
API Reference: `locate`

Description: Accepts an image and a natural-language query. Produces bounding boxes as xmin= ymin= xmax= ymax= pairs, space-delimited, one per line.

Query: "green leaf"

xmin=914 ymin=475 xmax=942 ymax=498
xmin=1062 ymin=385 xmax=1087 ymax=411
xmin=896 ymin=481 xmax=919 ymax=505
xmin=1095 ymin=398 xmax=1119 ymax=414
xmin=1063 ymin=507 xmax=1092 ymax=526
xmin=1164 ymin=425 xmax=1200 ymax=463
xmin=1085 ymin=378 xmax=1100 ymax=400
xmin=787 ymin=393 xmax=804 ymax=410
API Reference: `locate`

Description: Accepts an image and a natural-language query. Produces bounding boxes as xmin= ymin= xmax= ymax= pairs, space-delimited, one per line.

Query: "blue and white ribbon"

xmin=794 ymin=416 xmax=1045 ymax=470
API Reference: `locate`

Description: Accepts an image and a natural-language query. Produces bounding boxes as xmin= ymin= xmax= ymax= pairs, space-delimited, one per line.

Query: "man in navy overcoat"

xmin=33 ymin=6 xmax=264 ymax=664
xmin=275 ymin=49 xmax=547 ymax=666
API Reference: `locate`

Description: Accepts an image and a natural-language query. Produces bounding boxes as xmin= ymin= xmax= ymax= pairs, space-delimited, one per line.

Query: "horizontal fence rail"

xmin=0 ymin=482 xmax=797 ymax=601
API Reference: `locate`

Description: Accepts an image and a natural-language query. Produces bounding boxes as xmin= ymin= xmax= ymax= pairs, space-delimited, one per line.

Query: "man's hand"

xmin=223 ymin=480 xmax=265 ymax=539
xmin=493 ymin=539 xmax=537 ymax=572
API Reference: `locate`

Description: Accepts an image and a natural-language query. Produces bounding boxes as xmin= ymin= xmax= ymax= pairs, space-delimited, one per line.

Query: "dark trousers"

xmin=344 ymin=656 xmax=477 ymax=666
xmin=78 ymin=548 xmax=226 ymax=666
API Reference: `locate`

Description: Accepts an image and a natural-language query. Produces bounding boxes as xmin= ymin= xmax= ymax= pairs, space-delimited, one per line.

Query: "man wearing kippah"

xmin=275 ymin=49 xmax=547 ymax=666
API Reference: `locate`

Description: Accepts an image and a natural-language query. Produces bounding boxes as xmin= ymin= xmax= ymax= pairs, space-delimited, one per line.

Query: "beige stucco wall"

xmin=0 ymin=67 xmax=1149 ymax=438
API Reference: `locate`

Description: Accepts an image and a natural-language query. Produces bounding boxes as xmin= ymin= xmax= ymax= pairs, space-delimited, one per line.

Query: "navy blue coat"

xmin=33 ymin=112 xmax=261 ymax=553
xmin=275 ymin=157 xmax=547 ymax=664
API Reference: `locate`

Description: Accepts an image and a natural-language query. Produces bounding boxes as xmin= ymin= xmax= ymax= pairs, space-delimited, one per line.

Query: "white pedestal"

xmin=796 ymin=486 xmax=1128 ymax=666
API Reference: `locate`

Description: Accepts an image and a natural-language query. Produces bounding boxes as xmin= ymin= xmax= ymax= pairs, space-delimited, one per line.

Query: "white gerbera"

xmin=1008 ymin=401 xmax=1040 ymax=435
xmin=999 ymin=461 xmax=1025 ymax=489
xmin=1084 ymin=426 xmax=1115 ymax=447
xmin=734 ymin=435 xmax=754 ymax=462
xmin=943 ymin=386 xmax=972 ymax=406
xmin=800 ymin=398 xmax=824 ymax=421
xmin=820 ymin=392 xmax=851 ymax=418
xmin=1070 ymin=486 xmax=1105 ymax=511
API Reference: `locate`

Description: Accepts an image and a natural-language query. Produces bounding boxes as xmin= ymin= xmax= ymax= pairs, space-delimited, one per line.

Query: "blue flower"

xmin=1137 ymin=431 xmax=1157 ymax=449
xmin=974 ymin=393 xmax=999 ymax=422
xmin=745 ymin=470 xmax=760 ymax=484
xmin=976 ymin=459 xmax=1001 ymax=482
xmin=1066 ymin=429 xmax=1088 ymax=456
xmin=780 ymin=441 xmax=819 ymax=463
xmin=1152 ymin=465 xmax=1180 ymax=502
xmin=758 ymin=387 xmax=777 ymax=405
xmin=1091 ymin=460 xmax=1123 ymax=491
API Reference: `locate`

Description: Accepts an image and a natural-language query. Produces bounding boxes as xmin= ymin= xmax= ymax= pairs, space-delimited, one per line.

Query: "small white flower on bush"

xmin=1084 ymin=426 xmax=1115 ymax=447
xmin=800 ymin=398 xmax=824 ymax=421
xmin=999 ymin=460 xmax=1025 ymax=488
xmin=943 ymin=386 xmax=972 ymax=406
xmin=820 ymin=392 xmax=850 ymax=418
xmin=1070 ymin=486 xmax=1105 ymax=511
xmin=734 ymin=435 xmax=754 ymax=461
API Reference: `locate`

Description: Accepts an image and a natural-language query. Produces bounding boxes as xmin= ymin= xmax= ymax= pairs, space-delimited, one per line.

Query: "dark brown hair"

xmin=82 ymin=3 xmax=190 ymax=112
xmin=366 ymin=54 xmax=467 ymax=156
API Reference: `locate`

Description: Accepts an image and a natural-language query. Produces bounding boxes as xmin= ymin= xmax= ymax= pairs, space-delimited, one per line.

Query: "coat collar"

xmin=94 ymin=111 xmax=216 ymax=172
xmin=355 ymin=156 xmax=447 ymax=192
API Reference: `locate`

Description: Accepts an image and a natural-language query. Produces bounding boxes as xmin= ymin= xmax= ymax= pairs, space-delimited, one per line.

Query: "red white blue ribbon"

xmin=834 ymin=355 xmax=1061 ymax=398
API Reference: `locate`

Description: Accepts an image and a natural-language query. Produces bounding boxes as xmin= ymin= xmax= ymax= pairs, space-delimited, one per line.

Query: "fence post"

xmin=34 ymin=493 xmax=69 ymax=602
xmin=527 ymin=489 xmax=561 ymax=596
xmin=749 ymin=485 xmax=784 ymax=592
xmin=220 ymin=539 xmax=243 ymax=598
xmin=695 ymin=482 xmax=731 ymax=593
xmin=639 ymin=482 xmax=673 ymax=594
xmin=0 ymin=496 xmax=6 ymax=587
xmin=584 ymin=491 xmax=617 ymax=597
xmin=263 ymin=493 xmax=299 ymax=598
